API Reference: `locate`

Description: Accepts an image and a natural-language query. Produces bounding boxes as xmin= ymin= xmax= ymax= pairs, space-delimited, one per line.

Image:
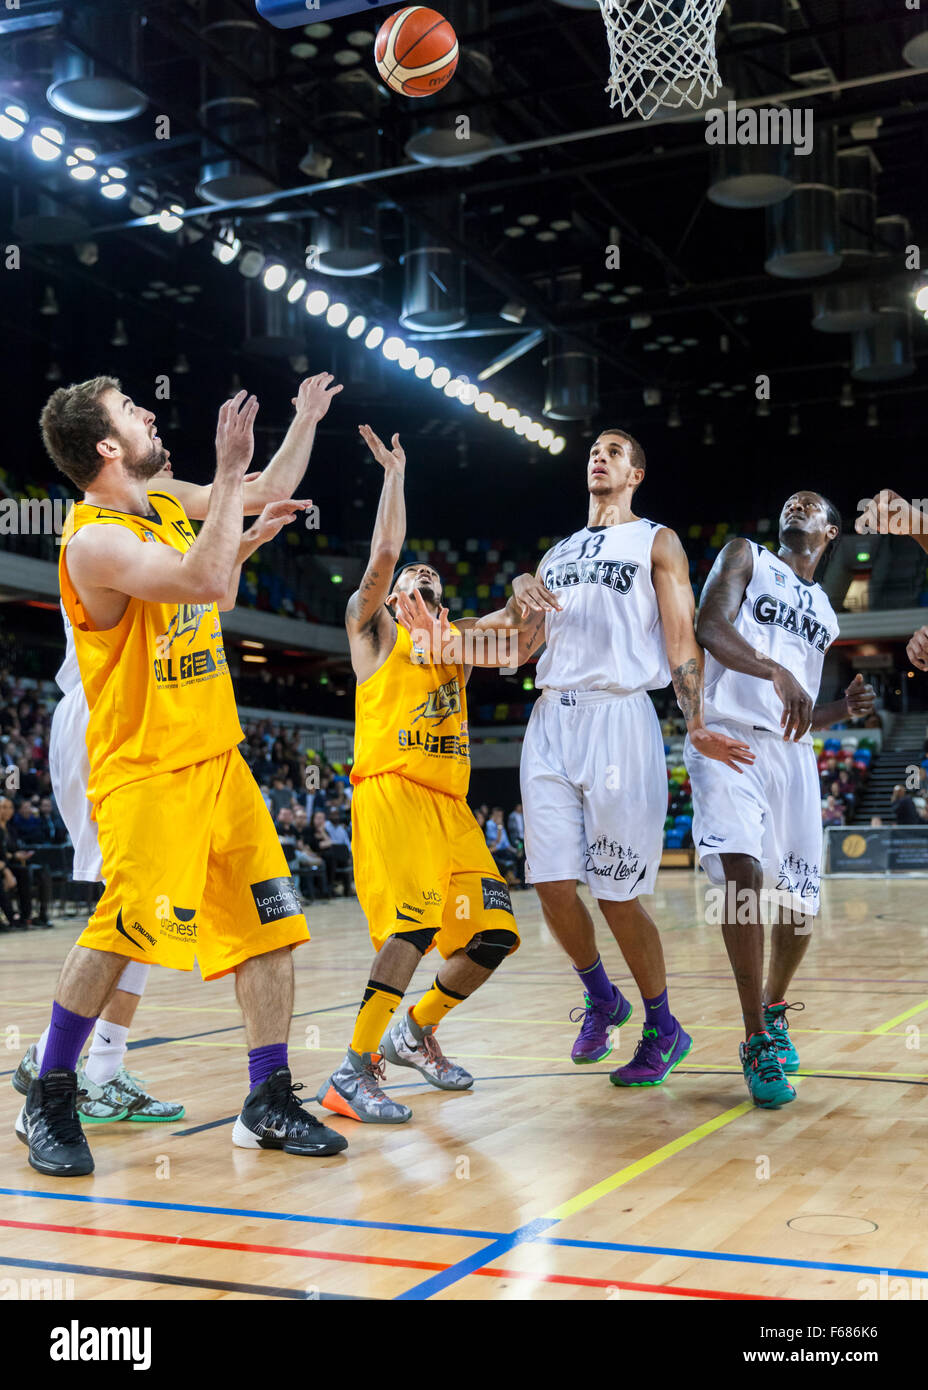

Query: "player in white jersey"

xmin=687 ymin=492 xmax=874 ymax=1109
xmin=516 ymin=428 xmax=752 ymax=1087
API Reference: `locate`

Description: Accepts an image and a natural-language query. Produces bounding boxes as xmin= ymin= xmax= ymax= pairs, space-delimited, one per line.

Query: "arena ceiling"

xmin=1 ymin=0 xmax=927 ymax=537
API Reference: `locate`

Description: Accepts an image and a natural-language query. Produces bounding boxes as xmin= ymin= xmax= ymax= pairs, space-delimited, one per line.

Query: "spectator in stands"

xmin=822 ymin=796 xmax=845 ymax=827
xmin=37 ymin=795 xmax=65 ymax=843
xmin=870 ymin=815 xmax=883 ymax=827
xmin=473 ymin=808 xmax=486 ymax=829
xmin=891 ymin=785 xmax=924 ymax=825
xmin=291 ymin=806 xmax=329 ymax=900
xmin=485 ymin=806 xmax=520 ymax=887
xmin=819 ymin=755 xmax=840 ymax=798
xmin=310 ymin=810 xmax=352 ymax=895
xmin=268 ymin=775 xmax=295 ymax=817
xmin=0 ymin=795 xmax=49 ymax=927
xmin=507 ymin=802 xmax=525 ymax=849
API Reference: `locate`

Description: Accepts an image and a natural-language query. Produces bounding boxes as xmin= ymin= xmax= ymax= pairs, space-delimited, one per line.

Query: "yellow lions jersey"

xmin=351 ymin=621 xmax=470 ymax=798
xmin=59 ymin=489 xmax=243 ymax=806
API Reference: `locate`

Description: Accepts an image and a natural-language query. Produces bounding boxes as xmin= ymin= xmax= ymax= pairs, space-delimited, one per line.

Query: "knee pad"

xmin=394 ymin=926 xmax=437 ymax=956
xmin=465 ymin=928 xmax=519 ymax=971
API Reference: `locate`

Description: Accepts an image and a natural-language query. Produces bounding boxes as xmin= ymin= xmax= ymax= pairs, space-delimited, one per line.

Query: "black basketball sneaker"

xmin=232 ymin=1066 xmax=348 ymax=1157
xmin=16 ymin=1068 xmax=94 ymax=1176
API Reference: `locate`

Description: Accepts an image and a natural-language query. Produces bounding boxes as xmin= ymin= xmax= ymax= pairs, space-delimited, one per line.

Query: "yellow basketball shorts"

xmin=351 ymin=773 xmax=521 ymax=959
xmin=78 ymin=748 xmax=309 ymax=980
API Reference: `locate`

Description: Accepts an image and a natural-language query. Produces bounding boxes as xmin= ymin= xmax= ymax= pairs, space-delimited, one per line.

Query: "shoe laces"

xmin=570 ymin=991 xmax=615 ymax=1038
xmin=765 ymin=1000 xmax=804 ymax=1035
xmin=41 ymin=1074 xmax=85 ymax=1145
xmin=422 ymin=1032 xmax=452 ymax=1075
xmin=629 ymin=1026 xmax=662 ymax=1067
xmin=746 ymin=1035 xmax=784 ymax=1083
xmin=355 ymin=1055 xmax=389 ymax=1099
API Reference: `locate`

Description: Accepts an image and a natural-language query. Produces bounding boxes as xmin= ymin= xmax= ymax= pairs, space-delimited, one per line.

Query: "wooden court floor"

xmin=1 ymin=873 xmax=927 ymax=1302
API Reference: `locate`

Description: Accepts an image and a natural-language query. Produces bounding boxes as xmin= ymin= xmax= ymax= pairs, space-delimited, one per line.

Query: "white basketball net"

xmin=598 ymin=0 xmax=727 ymax=120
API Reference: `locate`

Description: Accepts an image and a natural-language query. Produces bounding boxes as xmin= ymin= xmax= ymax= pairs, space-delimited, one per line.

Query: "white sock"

xmin=36 ymin=1025 xmax=50 ymax=1070
xmin=84 ymin=1020 xmax=130 ymax=1085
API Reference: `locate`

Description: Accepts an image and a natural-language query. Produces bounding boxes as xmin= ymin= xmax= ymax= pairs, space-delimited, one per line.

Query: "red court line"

xmin=0 ymin=1217 xmax=779 ymax=1300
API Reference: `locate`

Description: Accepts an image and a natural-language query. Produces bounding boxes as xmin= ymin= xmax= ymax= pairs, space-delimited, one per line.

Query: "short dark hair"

xmin=597 ymin=427 xmax=646 ymax=476
xmin=39 ymin=375 xmax=121 ymax=491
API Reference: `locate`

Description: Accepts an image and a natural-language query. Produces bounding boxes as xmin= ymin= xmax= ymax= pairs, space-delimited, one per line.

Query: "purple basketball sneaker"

xmin=570 ymin=988 xmax=633 ymax=1064
xmin=609 ymin=1020 xmax=692 ymax=1087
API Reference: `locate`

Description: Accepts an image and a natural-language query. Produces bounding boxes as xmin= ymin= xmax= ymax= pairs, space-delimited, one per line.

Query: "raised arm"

xmin=345 ymin=427 xmax=407 ymax=665
xmin=653 ymin=527 xmax=753 ymax=771
xmin=160 ymin=373 xmax=342 ymax=519
xmin=67 ymin=392 xmax=257 ymax=608
xmin=697 ymin=537 xmax=812 ymax=742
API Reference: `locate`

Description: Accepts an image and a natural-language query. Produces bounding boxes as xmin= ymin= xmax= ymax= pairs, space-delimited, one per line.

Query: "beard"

xmin=123 ymin=437 xmax=167 ymax=481
xmin=416 ymin=582 xmax=439 ymax=609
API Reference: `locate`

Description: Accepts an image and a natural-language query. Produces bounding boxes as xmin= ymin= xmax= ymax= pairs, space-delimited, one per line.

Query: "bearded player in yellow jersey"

xmin=18 ymin=376 xmax=348 ymax=1176
xmin=317 ymin=425 xmax=550 ymax=1123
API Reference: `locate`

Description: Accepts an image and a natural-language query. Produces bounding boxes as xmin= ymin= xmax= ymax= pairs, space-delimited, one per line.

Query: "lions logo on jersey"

xmin=411 ymin=675 xmax=461 ymax=727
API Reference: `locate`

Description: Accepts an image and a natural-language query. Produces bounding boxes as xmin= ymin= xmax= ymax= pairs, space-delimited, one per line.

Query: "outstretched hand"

xmin=391 ymin=587 xmax=452 ymax=665
xmin=291 ymin=372 xmax=343 ymax=421
xmin=359 ymin=424 xmax=405 ymax=474
xmin=245 ymin=499 xmax=311 ymax=549
xmin=844 ymin=672 xmax=875 ymax=718
xmin=215 ymin=390 xmax=259 ymax=477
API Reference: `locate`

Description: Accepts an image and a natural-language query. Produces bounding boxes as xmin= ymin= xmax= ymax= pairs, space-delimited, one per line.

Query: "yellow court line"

xmin=544 ymin=1098 xmax=755 ymax=1221
xmin=869 ymin=998 xmax=928 ymax=1035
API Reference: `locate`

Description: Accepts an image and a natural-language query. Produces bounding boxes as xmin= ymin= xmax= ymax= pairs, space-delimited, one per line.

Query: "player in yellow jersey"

xmin=316 ymin=426 xmax=551 ymax=1123
xmin=17 ymin=375 xmax=348 ymax=1176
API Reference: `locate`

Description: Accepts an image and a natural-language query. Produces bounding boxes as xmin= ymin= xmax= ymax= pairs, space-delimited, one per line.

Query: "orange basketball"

xmin=375 ymin=7 xmax=459 ymax=98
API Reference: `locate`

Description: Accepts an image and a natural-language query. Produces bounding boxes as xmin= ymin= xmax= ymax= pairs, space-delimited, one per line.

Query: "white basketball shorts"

xmin=48 ymin=686 xmax=103 ymax=883
xmin=684 ymin=719 xmax=823 ymax=916
xmin=520 ymin=689 xmax=667 ymax=901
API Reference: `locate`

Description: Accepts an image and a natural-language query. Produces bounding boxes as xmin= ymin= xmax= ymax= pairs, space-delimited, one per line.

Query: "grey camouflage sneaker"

xmin=109 ymin=1064 xmax=185 ymax=1123
xmin=380 ymin=1010 xmax=474 ymax=1091
xmin=11 ymin=1043 xmax=39 ymax=1096
xmin=316 ymin=1048 xmax=412 ymax=1124
xmin=75 ymin=1067 xmax=130 ymax=1124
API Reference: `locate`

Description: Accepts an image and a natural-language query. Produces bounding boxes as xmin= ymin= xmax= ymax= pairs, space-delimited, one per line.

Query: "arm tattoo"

xmin=672 ymin=655 xmax=702 ymax=724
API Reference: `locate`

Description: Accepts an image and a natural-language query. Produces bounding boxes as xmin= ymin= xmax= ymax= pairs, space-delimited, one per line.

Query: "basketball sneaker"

xmin=609 ymin=1020 xmax=692 ymax=1087
xmin=233 ymin=1066 xmax=348 ymax=1156
xmin=109 ymin=1065 xmax=185 ymax=1123
xmin=316 ymin=1049 xmax=412 ymax=1124
xmin=15 ymin=1069 xmax=94 ymax=1177
xmin=11 ymin=1042 xmax=38 ymax=1096
xmin=75 ymin=1068 xmax=131 ymax=1124
xmin=570 ymin=987 xmax=634 ymax=1064
xmin=380 ymin=1010 xmax=473 ymax=1091
xmin=740 ymin=1032 xmax=796 ymax=1109
xmin=763 ymin=1000 xmax=803 ymax=1073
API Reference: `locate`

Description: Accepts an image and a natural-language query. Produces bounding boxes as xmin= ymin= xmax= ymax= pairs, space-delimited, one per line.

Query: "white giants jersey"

xmin=49 ymin=601 xmax=101 ymax=881
xmin=534 ymin=519 xmax=671 ymax=695
xmin=703 ymin=542 xmax=838 ymax=744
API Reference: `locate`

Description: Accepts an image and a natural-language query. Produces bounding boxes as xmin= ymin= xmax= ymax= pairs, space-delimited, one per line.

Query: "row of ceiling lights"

xmin=208 ymin=228 xmax=566 ymax=452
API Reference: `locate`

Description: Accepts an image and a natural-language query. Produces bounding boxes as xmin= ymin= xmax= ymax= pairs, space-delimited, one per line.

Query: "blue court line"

xmin=544 ymin=1238 xmax=928 ymax=1281
xmin=394 ymin=1218 xmax=561 ymax=1301
xmin=0 ymin=1254 xmax=367 ymax=1300
xmin=0 ymin=1188 xmax=502 ymax=1242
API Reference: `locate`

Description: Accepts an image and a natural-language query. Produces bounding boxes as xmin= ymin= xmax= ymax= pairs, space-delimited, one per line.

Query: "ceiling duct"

xmin=46 ymin=8 xmax=147 ymax=122
xmin=706 ymin=1 xmax=790 ymax=204
xmin=901 ymin=18 xmax=928 ymax=69
xmin=852 ymin=310 xmax=915 ymax=382
xmin=836 ymin=147 xmax=878 ymax=264
xmin=874 ymin=214 xmax=911 ymax=264
xmin=764 ymin=126 xmax=841 ymax=279
xmin=405 ymin=50 xmax=500 ymax=168
xmin=309 ymin=103 xmax=385 ymax=276
xmin=242 ymin=219 xmax=306 ymax=357
xmin=544 ymin=342 xmax=599 ymax=421
xmin=811 ymin=284 xmax=880 ymax=334
xmin=12 ymin=186 xmax=88 ymax=245
xmin=399 ymin=208 xmax=467 ymax=333
xmin=197 ymin=6 xmax=277 ymax=206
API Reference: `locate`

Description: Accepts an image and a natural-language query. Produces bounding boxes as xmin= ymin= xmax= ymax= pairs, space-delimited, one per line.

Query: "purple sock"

xmin=574 ymin=955 xmax=616 ymax=1005
xmin=643 ymin=989 xmax=673 ymax=1036
xmin=248 ymin=1043 xmax=288 ymax=1090
xmin=41 ymin=1001 xmax=96 ymax=1077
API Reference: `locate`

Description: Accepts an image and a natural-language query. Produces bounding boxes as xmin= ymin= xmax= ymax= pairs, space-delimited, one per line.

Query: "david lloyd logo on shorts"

xmin=49 ymin=1320 xmax=151 ymax=1370
xmin=251 ymin=876 xmax=301 ymax=924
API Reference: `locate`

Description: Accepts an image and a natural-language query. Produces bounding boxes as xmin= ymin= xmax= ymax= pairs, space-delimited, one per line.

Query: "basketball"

xmin=374 ymin=6 xmax=459 ymax=98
